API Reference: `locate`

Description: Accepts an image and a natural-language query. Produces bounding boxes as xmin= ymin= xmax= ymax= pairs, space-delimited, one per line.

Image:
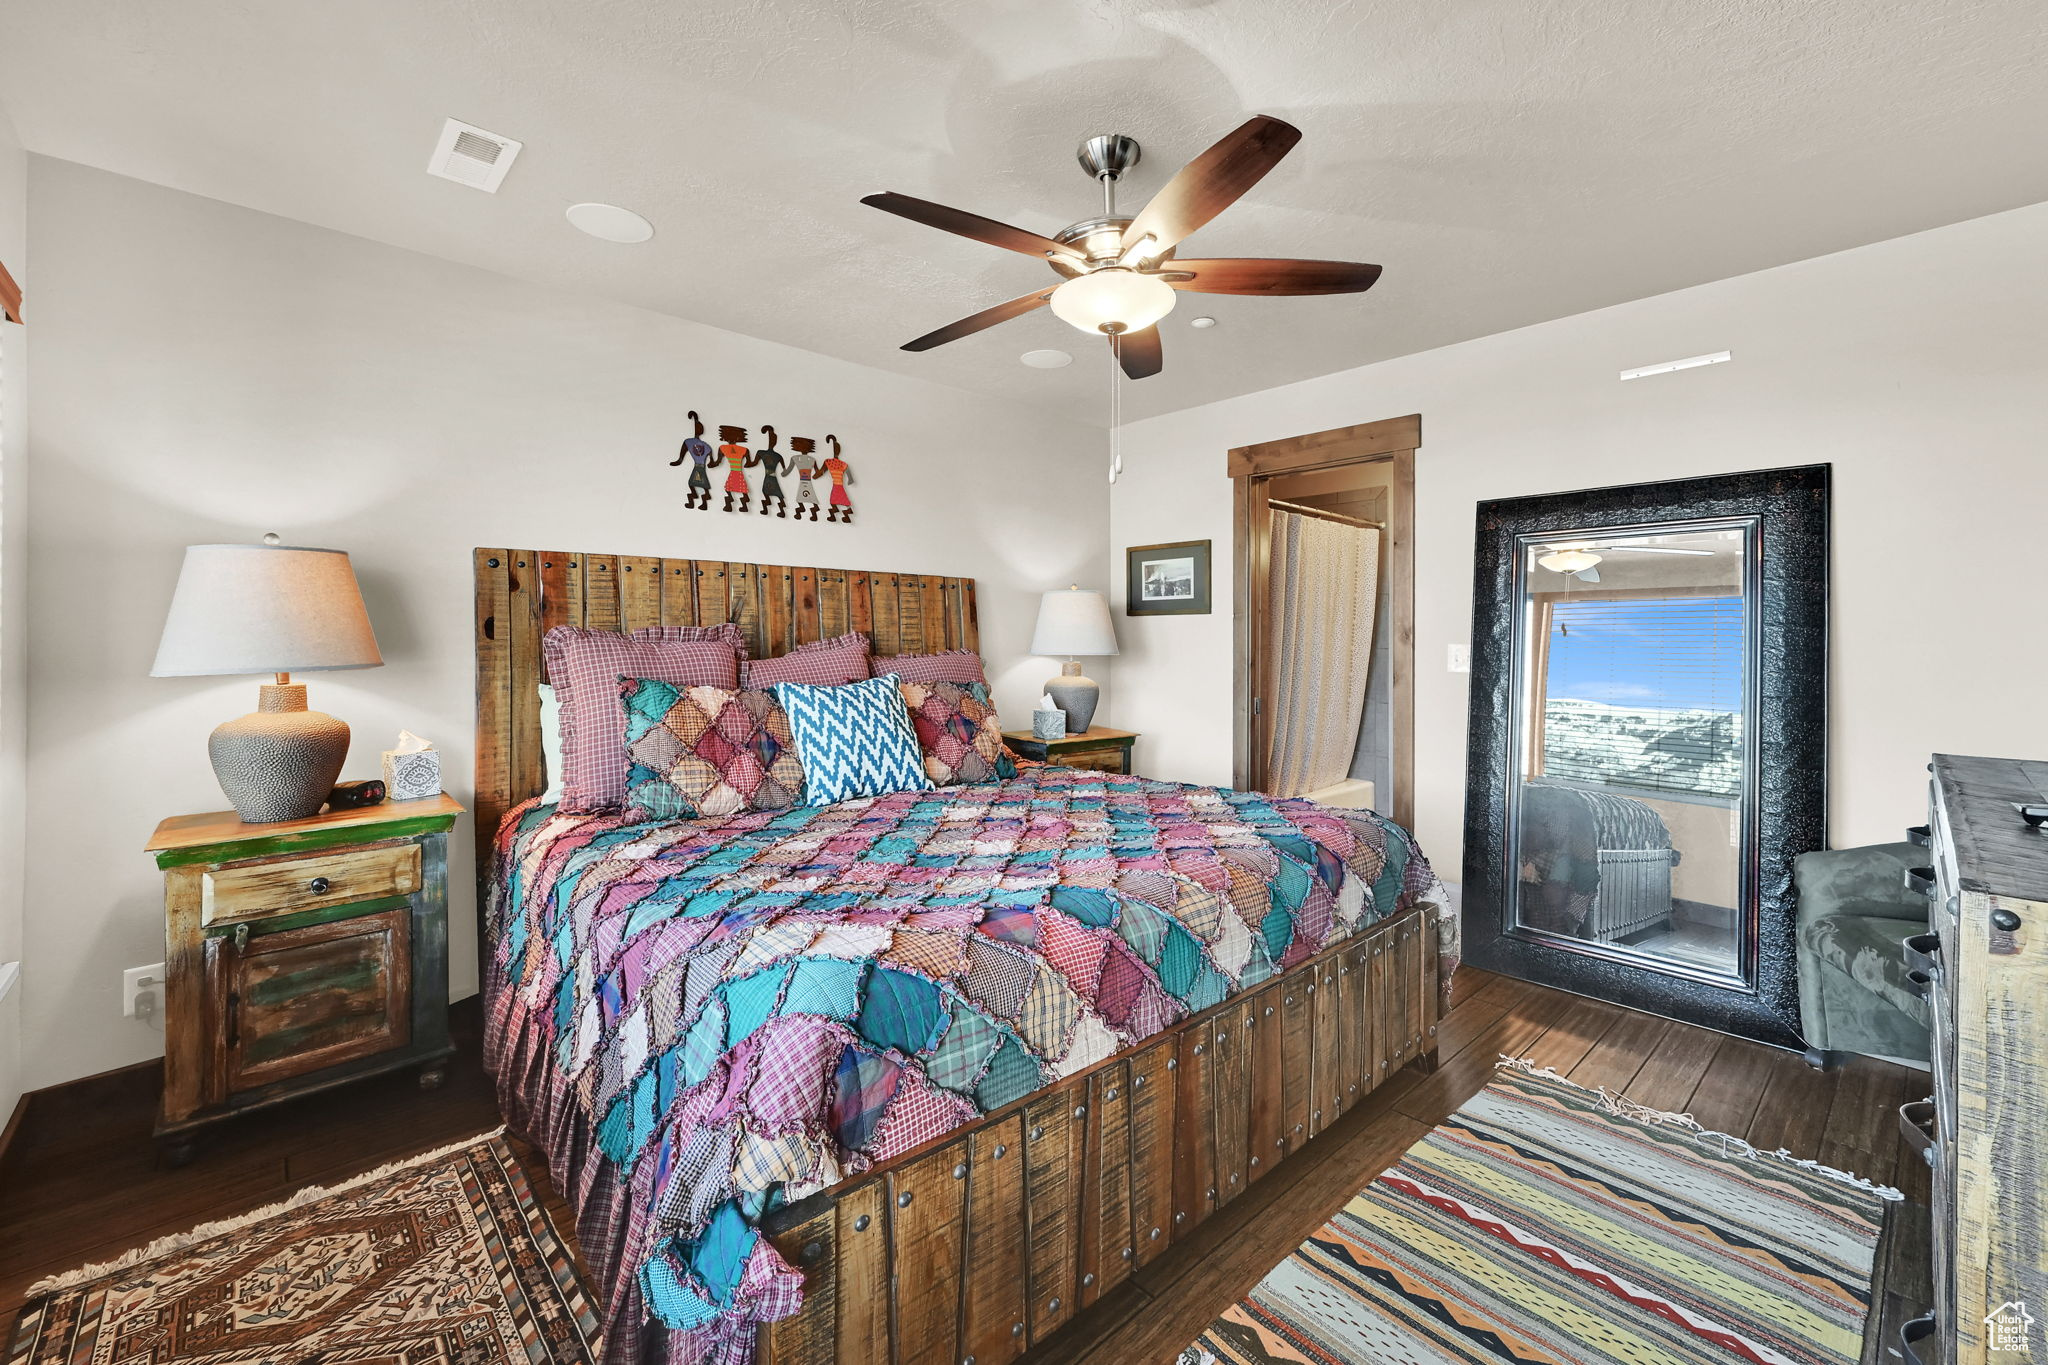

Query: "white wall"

xmin=22 ymin=157 xmax=1105 ymax=1089
xmin=1110 ymin=199 xmax=2048 ymax=886
xmin=0 ymin=108 xmax=28 ymax=1119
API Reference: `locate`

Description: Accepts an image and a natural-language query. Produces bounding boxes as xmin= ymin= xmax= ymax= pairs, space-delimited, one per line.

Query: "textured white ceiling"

xmin=3 ymin=0 xmax=2044 ymax=422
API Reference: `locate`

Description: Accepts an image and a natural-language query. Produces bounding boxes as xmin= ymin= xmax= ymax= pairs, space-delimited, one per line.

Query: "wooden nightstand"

xmin=1001 ymin=726 xmax=1138 ymax=775
xmin=145 ymin=794 xmax=464 ymax=1163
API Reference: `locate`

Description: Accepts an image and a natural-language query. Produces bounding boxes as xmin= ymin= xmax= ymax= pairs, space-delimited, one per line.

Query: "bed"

xmin=473 ymin=547 xmax=1453 ymax=1365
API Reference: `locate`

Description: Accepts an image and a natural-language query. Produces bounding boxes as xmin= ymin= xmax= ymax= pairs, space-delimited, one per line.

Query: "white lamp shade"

xmin=1030 ymin=587 xmax=1120 ymax=658
xmin=152 ymin=543 xmax=384 ymax=677
xmin=1048 ymin=269 xmax=1176 ymax=335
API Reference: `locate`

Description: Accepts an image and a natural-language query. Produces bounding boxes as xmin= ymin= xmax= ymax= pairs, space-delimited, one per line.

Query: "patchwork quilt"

xmin=484 ymin=764 xmax=1451 ymax=1365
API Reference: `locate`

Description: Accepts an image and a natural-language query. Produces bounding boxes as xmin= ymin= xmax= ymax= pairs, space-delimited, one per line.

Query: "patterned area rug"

xmin=6 ymin=1131 xmax=600 ymax=1365
xmin=1185 ymin=1060 xmax=1899 ymax=1365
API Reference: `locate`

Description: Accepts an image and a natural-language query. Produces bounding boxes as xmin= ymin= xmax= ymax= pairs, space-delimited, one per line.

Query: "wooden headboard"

xmin=473 ymin=547 xmax=980 ymax=876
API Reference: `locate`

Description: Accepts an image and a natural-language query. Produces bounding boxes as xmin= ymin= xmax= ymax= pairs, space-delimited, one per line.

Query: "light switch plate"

xmin=1447 ymin=643 xmax=1471 ymax=673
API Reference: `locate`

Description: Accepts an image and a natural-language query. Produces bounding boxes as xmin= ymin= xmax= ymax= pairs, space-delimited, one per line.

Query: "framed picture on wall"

xmin=1126 ymin=540 xmax=1212 ymax=615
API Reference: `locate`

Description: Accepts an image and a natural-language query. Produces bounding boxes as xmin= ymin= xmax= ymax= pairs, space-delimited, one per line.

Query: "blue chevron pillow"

xmin=773 ymin=675 xmax=934 ymax=806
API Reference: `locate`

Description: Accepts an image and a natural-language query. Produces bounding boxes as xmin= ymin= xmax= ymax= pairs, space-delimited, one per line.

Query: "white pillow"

xmin=539 ymin=683 xmax=564 ymax=804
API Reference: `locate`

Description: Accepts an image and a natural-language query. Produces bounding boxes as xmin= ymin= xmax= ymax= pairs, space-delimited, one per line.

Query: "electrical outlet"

xmin=123 ymin=962 xmax=164 ymax=1018
xmin=1447 ymin=643 xmax=1471 ymax=673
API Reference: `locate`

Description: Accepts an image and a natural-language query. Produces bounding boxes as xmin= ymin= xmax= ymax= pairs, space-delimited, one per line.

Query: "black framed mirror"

xmin=1461 ymin=465 xmax=1828 ymax=1048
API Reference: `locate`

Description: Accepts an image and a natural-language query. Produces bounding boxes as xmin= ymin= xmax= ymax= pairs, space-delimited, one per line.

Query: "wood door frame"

xmin=1229 ymin=414 xmax=1420 ymax=829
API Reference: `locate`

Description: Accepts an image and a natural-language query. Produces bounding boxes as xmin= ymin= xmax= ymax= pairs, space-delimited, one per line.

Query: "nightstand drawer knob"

xmin=308 ymin=876 xmax=332 ymax=894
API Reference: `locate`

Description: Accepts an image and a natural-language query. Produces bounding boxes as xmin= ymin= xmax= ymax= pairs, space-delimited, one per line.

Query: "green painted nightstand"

xmin=1000 ymin=726 xmax=1138 ymax=775
xmin=144 ymin=794 xmax=463 ymax=1164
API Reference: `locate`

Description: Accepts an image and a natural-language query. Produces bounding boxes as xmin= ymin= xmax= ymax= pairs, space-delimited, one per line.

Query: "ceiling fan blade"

xmin=1116 ymin=325 xmax=1163 ymax=380
xmin=901 ymin=287 xmax=1057 ymax=352
xmin=862 ymin=192 xmax=1084 ymax=263
xmin=1165 ymin=258 xmax=1382 ymax=296
xmin=1118 ymin=115 xmax=1302 ymax=257
xmin=1576 ymin=567 xmax=1601 ymax=582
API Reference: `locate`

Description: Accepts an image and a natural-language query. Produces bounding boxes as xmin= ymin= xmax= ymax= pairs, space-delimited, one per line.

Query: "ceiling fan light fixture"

xmin=1538 ymin=547 xmax=1603 ymax=574
xmin=1048 ymin=268 xmax=1176 ymax=336
xmin=1117 ymin=233 xmax=1162 ymax=268
xmin=1081 ymin=226 xmax=1127 ymax=258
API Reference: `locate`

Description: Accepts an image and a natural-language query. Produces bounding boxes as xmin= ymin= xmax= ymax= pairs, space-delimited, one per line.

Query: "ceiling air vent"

xmin=427 ymin=118 xmax=522 ymax=193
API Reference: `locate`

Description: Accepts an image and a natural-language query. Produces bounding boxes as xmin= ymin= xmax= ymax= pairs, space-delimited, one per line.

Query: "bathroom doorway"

xmin=1229 ymin=415 xmax=1419 ymax=828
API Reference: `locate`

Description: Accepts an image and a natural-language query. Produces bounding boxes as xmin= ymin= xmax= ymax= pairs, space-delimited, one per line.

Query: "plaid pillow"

xmin=869 ymin=649 xmax=987 ymax=685
xmin=543 ymin=625 xmax=743 ymax=812
xmin=773 ymin=675 xmax=932 ymax=805
xmin=620 ymin=679 xmax=805 ymax=819
xmin=631 ymin=623 xmax=750 ymax=659
xmin=899 ymin=680 xmax=1014 ymax=787
xmin=745 ymin=630 xmax=870 ymax=688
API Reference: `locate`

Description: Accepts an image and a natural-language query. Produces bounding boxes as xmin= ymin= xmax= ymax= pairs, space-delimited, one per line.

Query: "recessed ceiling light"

xmin=566 ymin=202 xmax=655 ymax=244
xmin=1189 ymin=315 xmax=1217 ymax=329
xmin=1020 ymin=349 xmax=1073 ymax=369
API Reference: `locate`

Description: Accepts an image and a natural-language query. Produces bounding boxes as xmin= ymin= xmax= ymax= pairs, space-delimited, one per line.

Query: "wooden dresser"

xmin=146 ymin=795 xmax=464 ymax=1163
xmin=1905 ymin=755 xmax=2048 ymax=1363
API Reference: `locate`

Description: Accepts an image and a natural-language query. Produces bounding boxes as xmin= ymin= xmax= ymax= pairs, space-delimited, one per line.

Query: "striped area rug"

xmin=1185 ymin=1060 xmax=1899 ymax=1365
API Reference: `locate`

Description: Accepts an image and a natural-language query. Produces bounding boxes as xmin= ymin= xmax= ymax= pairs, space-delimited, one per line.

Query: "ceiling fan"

xmin=861 ymin=115 xmax=1382 ymax=380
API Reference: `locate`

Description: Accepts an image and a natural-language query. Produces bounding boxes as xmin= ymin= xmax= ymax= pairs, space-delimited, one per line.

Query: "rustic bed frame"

xmin=472 ymin=547 xmax=1442 ymax=1365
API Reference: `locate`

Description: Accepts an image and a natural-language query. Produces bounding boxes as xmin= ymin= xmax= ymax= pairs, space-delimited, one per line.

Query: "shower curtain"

xmin=1266 ymin=508 xmax=1381 ymax=797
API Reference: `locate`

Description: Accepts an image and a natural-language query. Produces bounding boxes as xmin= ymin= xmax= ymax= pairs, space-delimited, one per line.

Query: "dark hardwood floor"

xmin=0 ymin=970 xmax=1932 ymax=1362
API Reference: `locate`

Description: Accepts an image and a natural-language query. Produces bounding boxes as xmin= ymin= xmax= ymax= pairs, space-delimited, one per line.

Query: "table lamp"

xmin=1030 ymin=586 xmax=1119 ymax=735
xmin=152 ymin=536 xmax=384 ymax=823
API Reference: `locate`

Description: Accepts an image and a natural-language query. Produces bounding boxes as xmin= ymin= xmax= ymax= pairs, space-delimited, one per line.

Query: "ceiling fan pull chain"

xmin=1106 ymin=335 xmax=1114 ymax=483
xmin=1108 ymin=336 xmax=1123 ymax=484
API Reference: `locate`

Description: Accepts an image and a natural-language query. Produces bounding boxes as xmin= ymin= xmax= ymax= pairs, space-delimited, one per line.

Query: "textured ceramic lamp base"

xmin=1045 ymin=661 xmax=1100 ymax=734
xmin=209 ymin=683 xmax=350 ymax=823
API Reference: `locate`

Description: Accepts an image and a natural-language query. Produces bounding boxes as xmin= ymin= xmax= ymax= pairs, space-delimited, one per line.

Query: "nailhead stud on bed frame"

xmin=471 ymin=547 xmax=1442 ymax=1365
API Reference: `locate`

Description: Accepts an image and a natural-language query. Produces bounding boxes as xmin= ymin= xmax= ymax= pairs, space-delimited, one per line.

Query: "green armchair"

xmin=1793 ymin=839 xmax=1932 ymax=1068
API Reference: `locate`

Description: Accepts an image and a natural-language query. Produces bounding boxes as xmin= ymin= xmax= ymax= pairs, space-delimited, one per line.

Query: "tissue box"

xmin=382 ymin=747 xmax=442 ymax=802
xmin=1032 ymin=709 xmax=1068 ymax=741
